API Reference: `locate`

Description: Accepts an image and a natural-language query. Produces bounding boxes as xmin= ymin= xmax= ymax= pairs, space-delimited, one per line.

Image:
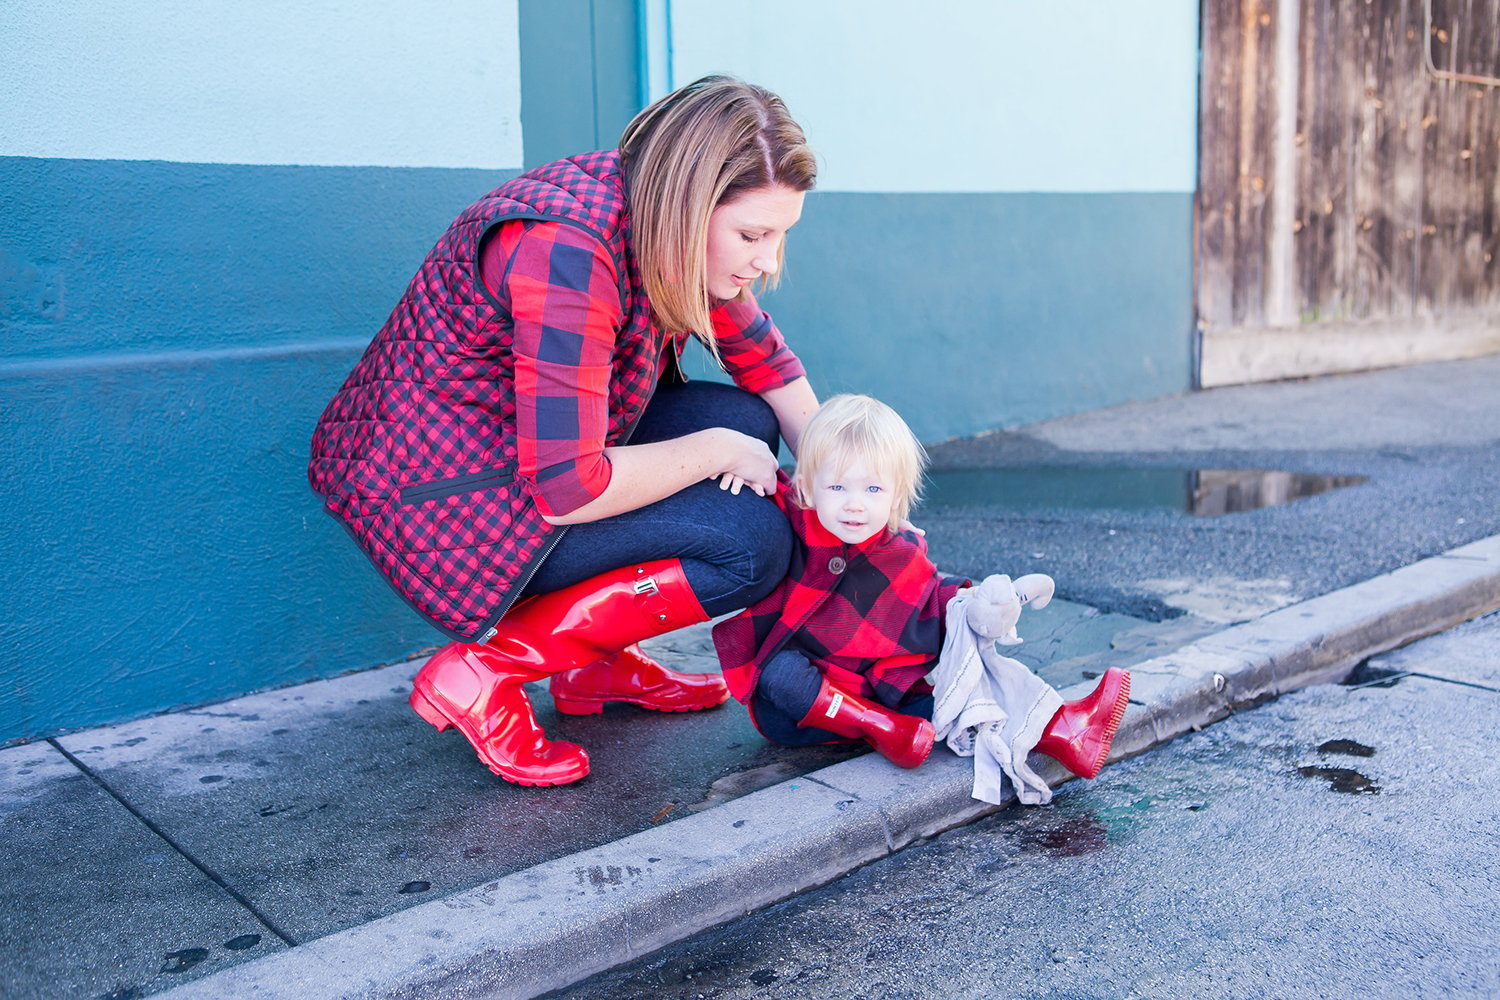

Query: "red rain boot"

xmin=548 ymin=561 xmax=724 ymax=714
xmin=410 ymin=559 xmax=711 ymax=785
xmin=799 ymin=680 xmax=935 ymax=769
xmin=409 ymin=644 xmax=588 ymax=787
xmin=1034 ymin=667 xmax=1131 ymax=779
xmin=550 ymin=643 xmax=728 ymax=715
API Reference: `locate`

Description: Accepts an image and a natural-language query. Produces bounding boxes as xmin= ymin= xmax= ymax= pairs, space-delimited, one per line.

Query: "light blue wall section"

xmin=1 ymin=0 xmax=522 ymax=168
xmin=665 ymin=0 xmax=1199 ymax=193
xmin=666 ymin=1 xmax=1200 ymax=438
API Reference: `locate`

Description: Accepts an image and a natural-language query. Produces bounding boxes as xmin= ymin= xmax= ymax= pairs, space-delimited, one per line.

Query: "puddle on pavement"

xmin=924 ymin=467 xmax=1367 ymax=517
xmin=1318 ymin=738 xmax=1376 ymax=758
xmin=1296 ymin=765 xmax=1381 ymax=794
xmin=1342 ymin=662 xmax=1408 ymax=688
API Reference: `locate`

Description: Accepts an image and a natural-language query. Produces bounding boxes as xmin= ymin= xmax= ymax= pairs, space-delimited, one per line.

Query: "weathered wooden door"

xmin=1197 ymin=0 xmax=1500 ymax=386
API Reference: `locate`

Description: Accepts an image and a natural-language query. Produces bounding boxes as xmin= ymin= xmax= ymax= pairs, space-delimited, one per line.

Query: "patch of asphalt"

xmin=152 ymin=534 xmax=1500 ymax=1000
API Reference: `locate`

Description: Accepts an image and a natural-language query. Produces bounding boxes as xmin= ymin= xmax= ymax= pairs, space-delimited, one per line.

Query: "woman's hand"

xmin=711 ymin=429 xmax=779 ymax=497
xmin=541 ymin=427 xmax=778 ymax=525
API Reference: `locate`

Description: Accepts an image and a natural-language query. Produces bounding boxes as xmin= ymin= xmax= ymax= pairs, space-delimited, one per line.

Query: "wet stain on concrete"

xmin=1297 ymin=765 xmax=1380 ymax=794
xmin=160 ymin=947 xmax=209 ymax=973
xmin=1017 ymin=815 xmax=1110 ymax=857
xmin=398 ymin=880 xmax=431 ymax=894
xmin=575 ymin=864 xmax=644 ymax=892
xmin=1342 ymin=663 xmax=1408 ymax=688
xmin=224 ymin=933 xmax=261 ymax=950
xmin=1318 ymin=738 xmax=1376 ymax=757
xmin=686 ymin=762 xmax=803 ymax=812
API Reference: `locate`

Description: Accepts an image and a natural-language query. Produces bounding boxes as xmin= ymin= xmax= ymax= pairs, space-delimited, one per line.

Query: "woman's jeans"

xmin=521 ymin=381 xmax=793 ymax=618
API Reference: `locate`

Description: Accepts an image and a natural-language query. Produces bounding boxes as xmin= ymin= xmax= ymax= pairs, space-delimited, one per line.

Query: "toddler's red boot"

xmin=799 ymin=680 xmax=935 ymax=769
xmin=1034 ymin=667 xmax=1130 ymax=779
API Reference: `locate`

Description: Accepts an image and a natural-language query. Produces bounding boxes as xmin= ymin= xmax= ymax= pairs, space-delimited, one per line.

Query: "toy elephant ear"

xmin=964 ymin=574 xmax=1022 ymax=641
xmin=1013 ymin=573 xmax=1055 ymax=609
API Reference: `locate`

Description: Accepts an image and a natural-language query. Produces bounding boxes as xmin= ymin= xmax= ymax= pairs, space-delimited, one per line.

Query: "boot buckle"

xmin=632 ymin=576 xmax=661 ymax=597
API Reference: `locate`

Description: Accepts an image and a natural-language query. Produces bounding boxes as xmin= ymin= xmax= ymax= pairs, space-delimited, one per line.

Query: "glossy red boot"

xmin=1034 ymin=667 xmax=1131 ymax=779
xmin=548 ymin=562 xmax=723 ymax=714
xmin=409 ymin=644 xmax=589 ymax=786
xmin=412 ymin=559 xmax=713 ymax=785
xmin=799 ymin=680 xmax=935 ymax=769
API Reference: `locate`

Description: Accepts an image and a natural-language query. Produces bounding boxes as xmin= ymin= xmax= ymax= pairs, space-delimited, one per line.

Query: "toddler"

xmin=712 ymin=394 xmax=1129 ymax=788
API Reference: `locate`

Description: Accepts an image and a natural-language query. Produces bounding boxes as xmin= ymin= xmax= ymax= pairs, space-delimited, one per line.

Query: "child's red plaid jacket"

xmin=712 ymin=475 xmax=971 ymax=708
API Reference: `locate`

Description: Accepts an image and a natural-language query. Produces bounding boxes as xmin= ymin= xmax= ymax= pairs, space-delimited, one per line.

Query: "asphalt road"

xmin=918 ymin=356 xmax=1500 ymax=624
xmin=554 ymin=610 xmax=1500 ymax=1000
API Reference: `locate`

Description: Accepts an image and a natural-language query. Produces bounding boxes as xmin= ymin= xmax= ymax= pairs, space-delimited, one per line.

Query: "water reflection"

xmin=923 ymin=467 xmax=1366 ymax=517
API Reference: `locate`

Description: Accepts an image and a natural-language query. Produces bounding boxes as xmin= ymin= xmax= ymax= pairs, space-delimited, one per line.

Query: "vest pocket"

xmin=399 ymin=467 xmax=515 ymax=504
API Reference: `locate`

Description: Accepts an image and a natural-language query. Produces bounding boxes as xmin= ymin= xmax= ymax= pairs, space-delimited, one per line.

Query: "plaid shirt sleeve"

xmin=484 ymin=220 xmax=621 ymax=518
xmin=709 ymin=291 xmax=806 ymax=393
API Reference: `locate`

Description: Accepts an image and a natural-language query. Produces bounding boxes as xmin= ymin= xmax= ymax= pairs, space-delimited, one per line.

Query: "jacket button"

xmin=828 ymin=556 xmax=847 ymax=574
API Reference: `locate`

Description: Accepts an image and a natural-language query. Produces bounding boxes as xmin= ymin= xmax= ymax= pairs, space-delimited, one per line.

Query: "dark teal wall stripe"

xmin=753 ymin=190 xmax=1194 ymax=443
xmin=0 ymin=157 xmax=518 ymax=743
xmin=518 ymin=0 xmax=642 ymax=167
xmin=0 ymin=156 xmax=517 ymax=363
xmin=0 ymin=154 xmax=1190 ymax=742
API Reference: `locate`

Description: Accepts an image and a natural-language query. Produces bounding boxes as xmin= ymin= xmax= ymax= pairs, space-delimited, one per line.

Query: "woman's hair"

xmin=793 ymin=394 xmax=927 ymax=531
xmin=620 ymin=75 xmax=817 ymax=356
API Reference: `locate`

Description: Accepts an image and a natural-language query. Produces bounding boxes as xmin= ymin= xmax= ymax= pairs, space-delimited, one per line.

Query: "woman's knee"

xmin=645 ymin=381 xmax=780 ymax=450
xmin=713 ymin=385 xmax=780 ymax=450
xmin=724 ymin=495 xmax=793 ymax=607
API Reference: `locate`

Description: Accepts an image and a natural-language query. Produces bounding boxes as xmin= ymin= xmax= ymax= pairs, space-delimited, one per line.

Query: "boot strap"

xmin=632 ymin=568 xmax=675 ymax=625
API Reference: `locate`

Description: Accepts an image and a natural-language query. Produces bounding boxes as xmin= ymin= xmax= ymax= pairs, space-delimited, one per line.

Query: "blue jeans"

xmin=521 ymin=381 xmax=793 ymax=618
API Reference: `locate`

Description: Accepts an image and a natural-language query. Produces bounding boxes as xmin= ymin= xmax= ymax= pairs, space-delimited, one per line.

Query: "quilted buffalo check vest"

xmin=308 ymin=150 xmax=664 ymax=641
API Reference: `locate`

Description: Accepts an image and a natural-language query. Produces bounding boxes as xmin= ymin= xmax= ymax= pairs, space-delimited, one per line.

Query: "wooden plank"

xmin=1197 ymin=0 xmax=1241 ymax=331
xmin=1198 ymin=0 xmax=1500 ymax=386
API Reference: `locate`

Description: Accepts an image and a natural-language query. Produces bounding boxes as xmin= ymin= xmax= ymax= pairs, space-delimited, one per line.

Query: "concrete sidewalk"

xmin=6 ymin=356 xmax=1500 ymax=1000
xmin=155 ymin=537 xmax=1500 ymax=999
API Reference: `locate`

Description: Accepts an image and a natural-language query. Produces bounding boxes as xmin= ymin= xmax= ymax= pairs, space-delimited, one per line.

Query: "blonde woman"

xmin=309 ymin=76 xmax=820 ymax=786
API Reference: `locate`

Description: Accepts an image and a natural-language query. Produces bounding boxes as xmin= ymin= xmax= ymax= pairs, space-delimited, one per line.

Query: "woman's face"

xmin=704 ymin=184 xmax=805 ymax=301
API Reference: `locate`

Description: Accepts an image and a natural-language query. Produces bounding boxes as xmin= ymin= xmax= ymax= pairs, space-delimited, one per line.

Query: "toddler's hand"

xmin=714 ymin=472 xmax=767 ymax=497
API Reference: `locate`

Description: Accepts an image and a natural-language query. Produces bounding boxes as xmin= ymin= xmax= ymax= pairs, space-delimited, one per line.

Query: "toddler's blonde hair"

xmin=793 ymin=394 xmax=926 ymax=531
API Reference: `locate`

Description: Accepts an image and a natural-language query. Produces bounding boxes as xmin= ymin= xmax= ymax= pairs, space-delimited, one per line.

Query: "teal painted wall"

xmin=0 ymin=157 xmax=518 ymax=742
xmin=2 ymin=1 xmax=1198 ymax=742
xmin=755 ymin=191 xmax=1194 ymax=443
xmin=518 ymin=0 xmax=644 ymax=166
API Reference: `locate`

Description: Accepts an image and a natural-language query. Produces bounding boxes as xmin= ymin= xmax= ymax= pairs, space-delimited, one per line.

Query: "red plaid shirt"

xmin=712 ymin=475 xmax=971 ymax=708
xmin=482 ymin=221 xmax=805 ymax=518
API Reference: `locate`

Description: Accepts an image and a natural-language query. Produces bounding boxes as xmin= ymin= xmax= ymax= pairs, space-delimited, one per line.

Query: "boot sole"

xmin=410 ymin=688 xmax=590 ymax=786
xmin=1081 ymin=670 xmax=1132 ymax=779
xmin=552 ymin=692 xmax=731 ymax=716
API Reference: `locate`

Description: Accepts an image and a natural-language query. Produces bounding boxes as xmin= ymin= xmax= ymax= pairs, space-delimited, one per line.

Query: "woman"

xmin=308 ymin=76 xmax=820 ymax=786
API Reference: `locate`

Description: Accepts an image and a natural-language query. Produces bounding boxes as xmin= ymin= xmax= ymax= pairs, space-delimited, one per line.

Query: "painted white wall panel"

xmin=667 ymin=0 xmax=1198 ymax=193
xmin=1 ymin=0 xmax=521 ymax=168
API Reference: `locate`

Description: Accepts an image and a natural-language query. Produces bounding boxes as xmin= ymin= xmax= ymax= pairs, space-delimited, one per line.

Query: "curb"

xmin=154 ymin=534 xmax=1500 ymax=1000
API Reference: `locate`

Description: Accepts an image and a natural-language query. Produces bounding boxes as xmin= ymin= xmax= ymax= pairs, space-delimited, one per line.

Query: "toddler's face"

xmin=808 ymin=458 xmax=895 ymax=545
